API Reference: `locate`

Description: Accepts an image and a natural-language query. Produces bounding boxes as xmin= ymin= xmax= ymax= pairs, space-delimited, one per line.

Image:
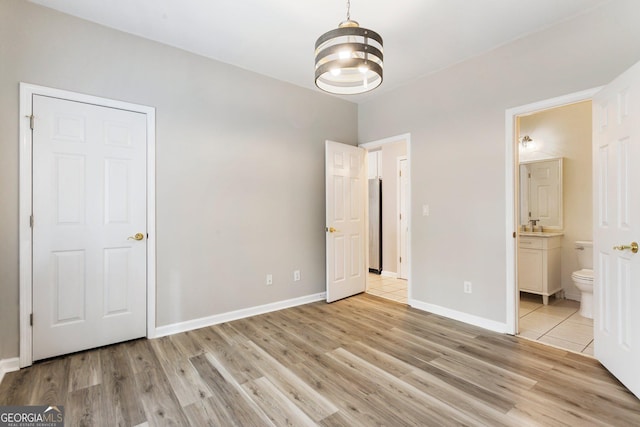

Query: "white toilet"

xmin=571 ymin=241 xmax=594 ymax=319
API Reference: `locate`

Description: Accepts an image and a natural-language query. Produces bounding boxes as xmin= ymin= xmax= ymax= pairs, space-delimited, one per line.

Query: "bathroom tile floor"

xmin=519 ymin=292 xmax=594 ymax=355
xmin=366 ymin=273 xmax=407 ymax=303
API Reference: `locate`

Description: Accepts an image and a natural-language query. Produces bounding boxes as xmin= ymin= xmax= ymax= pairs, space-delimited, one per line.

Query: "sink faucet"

xmin=529 ymin=219 xmax=539 ymax=228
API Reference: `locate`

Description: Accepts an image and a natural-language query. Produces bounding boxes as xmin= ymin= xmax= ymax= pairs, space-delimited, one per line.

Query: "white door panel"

xmin=593 ymin=60 xmax=640 ymax=398
xmin=529 ymin=160 xmax=560 ymax=226
xmin=32 ymin=95 xmax=147 ymax=360
xmin=398 ymin=158 xmax=409 ymax=280
xmin=326 ymin=141 xmax=366 ymax=302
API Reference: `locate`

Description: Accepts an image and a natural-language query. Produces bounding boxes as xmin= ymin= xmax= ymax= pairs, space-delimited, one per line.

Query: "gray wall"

xmin=0 ymin=0 xmax=357 ymax=359
xmin=3 ymin=0 xmax=640 ymax=361
xmin=358 ymin=0 xmax=640 ymax=323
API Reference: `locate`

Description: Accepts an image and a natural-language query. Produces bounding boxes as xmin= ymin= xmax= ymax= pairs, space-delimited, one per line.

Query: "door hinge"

xmin=399 ymin=256 xmax=402 ymax=263
xmin=30 ymin=215 xmax=34 ymax=228
xmin=513 ymin=231 xmax=516 ymax=238
xmin=399 ymin=213 xmax=402 ymax=220
xmin=30 ymin=313 xmax=33 ymax=326
xmin=399 ymin=170 xmax=402 ymax=177
xmin=28 ymin=114 xmax=35 ymax=130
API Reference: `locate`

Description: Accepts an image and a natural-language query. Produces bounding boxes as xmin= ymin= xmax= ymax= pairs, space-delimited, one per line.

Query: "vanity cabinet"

xmin=518 ymin=233 xmax=562 ymax=304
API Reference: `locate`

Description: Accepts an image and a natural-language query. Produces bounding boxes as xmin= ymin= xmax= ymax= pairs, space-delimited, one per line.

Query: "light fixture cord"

xmin=346 ymin=0 xmax=351 ymax=21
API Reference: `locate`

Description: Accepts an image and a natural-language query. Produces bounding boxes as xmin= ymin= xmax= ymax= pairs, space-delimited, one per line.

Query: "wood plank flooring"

xmin=1 ymin=293 xmax=639 ymax=426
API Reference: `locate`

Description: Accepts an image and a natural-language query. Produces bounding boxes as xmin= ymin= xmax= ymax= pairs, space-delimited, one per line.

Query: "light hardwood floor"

xmin=1 ymin=294 xmax=639 ymax=426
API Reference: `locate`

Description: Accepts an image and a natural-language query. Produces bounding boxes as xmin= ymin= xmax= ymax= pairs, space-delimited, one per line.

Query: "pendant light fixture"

xmin=314 ymin=0 xmax=383 ymax=95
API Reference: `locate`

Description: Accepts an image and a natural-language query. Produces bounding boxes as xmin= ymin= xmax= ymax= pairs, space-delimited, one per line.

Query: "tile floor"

xmin=519 ymin=292 xmax=594 ymax=355
xmin=366 ymin=273 xmax=407 ymax=303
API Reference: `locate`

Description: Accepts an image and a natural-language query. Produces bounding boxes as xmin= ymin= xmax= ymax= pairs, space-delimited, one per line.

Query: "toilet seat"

xmin=571 ymin=268 xmax=594 ymax=282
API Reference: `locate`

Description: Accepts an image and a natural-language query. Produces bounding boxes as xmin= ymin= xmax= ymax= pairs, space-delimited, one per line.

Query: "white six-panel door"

xmin=593 ymin=60 xmax=640 ymax=398
xmin=325 ymin=141 xmax=366 ymax=302
xmin=32 ymin=95 xmax=147 ymax=360
xmin=398 ymin=157 xmax=409 ymax=280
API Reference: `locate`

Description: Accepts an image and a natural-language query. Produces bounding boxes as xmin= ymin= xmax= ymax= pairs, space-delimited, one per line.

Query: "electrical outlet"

xmin=293 ymin=270 xmax=301 ymax=281
xmin=266 ymin=274 xmax=273 ymax=286
xmin=464 ymin=281 xmax=472 ymax=293
xmin=422 ymin=204 xmax=430 ymax=216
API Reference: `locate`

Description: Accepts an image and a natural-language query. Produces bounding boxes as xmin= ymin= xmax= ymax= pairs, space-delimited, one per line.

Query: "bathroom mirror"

xmin=519 ymin=157 xmax=563 ymax=230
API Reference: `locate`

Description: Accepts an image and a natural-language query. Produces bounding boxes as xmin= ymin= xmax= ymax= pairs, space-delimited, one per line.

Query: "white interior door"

xmin=326 ymin=140 xmax=366 ymax=302
xmin=398 ymin=157 xmax=409 ymax=280
xmin=32 ymin=95 xmax=147 ymax=360
xmin=593 ymin=60 xmax=640 ymax=398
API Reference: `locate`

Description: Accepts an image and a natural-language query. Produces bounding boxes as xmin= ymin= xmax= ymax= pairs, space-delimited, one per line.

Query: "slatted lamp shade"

xmin=314 ymin=2 xmax=383 ymax=95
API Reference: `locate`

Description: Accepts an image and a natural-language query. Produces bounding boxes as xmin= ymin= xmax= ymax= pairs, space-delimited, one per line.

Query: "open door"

xmin=325 ymin=140 xmax=366 ymax=302
xmin=593 ymin=60 xmax=640 ymax=398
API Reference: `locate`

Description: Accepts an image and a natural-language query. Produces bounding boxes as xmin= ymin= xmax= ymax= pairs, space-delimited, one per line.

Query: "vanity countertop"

xmin=519 ymin=231 xmax=564 ymax=238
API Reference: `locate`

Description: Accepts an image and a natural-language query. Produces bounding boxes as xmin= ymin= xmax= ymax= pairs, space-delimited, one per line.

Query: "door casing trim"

xmin=19 ymin=83 xmax=157 ymax=367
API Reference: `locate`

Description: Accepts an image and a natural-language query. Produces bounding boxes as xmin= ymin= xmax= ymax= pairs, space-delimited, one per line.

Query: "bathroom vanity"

xmin=518 ymin=232 xmax=563 ymax=304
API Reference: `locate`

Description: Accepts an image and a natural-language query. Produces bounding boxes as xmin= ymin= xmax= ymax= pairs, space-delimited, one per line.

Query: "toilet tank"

xmin=575 ymin=241 xmax=593 ymax=269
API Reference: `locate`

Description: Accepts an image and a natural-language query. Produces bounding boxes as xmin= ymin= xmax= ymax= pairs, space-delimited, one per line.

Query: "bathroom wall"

xmin=519 ymin=101 xmax=592 ymax=300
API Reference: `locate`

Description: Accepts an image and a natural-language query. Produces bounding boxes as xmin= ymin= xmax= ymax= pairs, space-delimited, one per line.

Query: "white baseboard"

xmin=0 ymin=358 xmax=20 ymax=385
xmin=154 ymin=292 xmax=326 ymax=338
xmin=408 ymin=299 xmax=509 ymax=334
xmin=381 ymin=270 xmax=398 ymax=278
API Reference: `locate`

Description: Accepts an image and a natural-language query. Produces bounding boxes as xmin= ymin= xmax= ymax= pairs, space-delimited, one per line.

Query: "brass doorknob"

xmin=127 ymin=233 xmax=145 ymax=241
xmin=326 ymin=227 xmax=339 ymax=233
xmin=613 ymin=241 xmax=638 ymax=253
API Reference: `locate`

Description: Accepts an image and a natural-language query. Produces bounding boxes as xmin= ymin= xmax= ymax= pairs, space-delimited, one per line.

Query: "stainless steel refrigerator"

xmin=368 ymin=178 xmax=382 ymax=274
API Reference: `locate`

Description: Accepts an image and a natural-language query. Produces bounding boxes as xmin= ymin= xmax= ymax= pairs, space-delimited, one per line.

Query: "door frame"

xmin=18 ymin=83 xmax=157 ymax=367
xmin=360 ymin=133 xmax=411 ymax=299
xmin=504 ymin=87 xmax=601 ymax=335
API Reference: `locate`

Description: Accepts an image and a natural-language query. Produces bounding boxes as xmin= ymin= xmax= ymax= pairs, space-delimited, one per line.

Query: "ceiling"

xmin=29 ymin=0 xmax=610 ymax=102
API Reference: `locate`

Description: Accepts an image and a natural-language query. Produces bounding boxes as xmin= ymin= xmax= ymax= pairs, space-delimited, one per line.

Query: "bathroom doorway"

xmin=360 ymin=134 xmax=411 ymax=304
xmin=511 ymin=98 xmax=595 ymax=355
